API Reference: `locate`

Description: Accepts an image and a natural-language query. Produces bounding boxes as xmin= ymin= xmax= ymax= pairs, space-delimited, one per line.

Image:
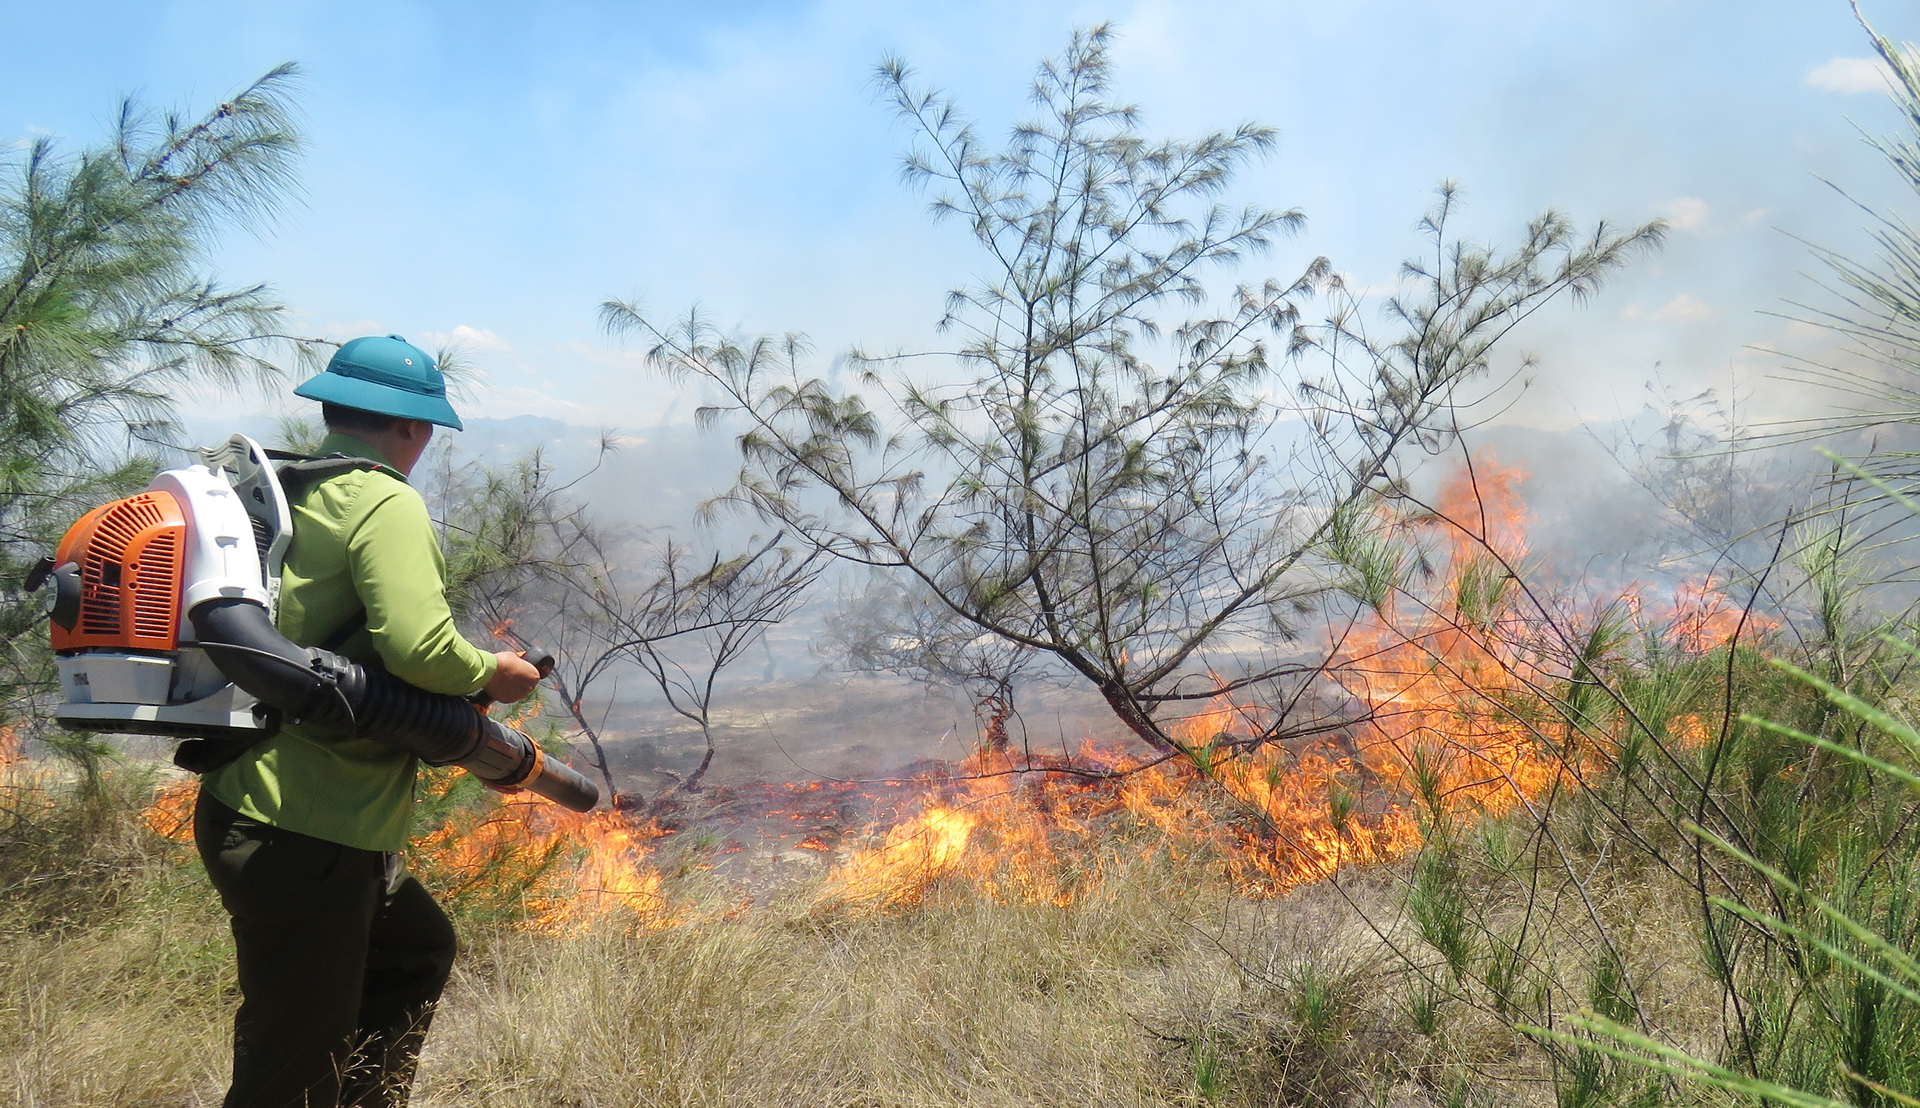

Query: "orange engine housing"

xmin=50 ymin=491 xmax=187 ymax=653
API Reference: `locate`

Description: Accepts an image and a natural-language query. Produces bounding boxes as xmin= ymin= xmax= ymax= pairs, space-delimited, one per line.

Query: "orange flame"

xmin=141 ymin=779 xmax=198 ymax=840
xmin=133 ymin=451 xmax=1765 ymax=919
xmin=816 ymin=451 xmax=1751 ymax=907
xmin=141 ymin=772 xmax=671 ymax=932
xmin=0 ymin=725 xmax=21 ymax=781
xmin=1325 ymin=454 xmax=1566 ymax=832
xmin=825 ymin=804 xmax=980 ymax=906
xmin=405 ymin=778 xmax=671 ymax=932
xmin=1662 ymin=577 xmax=1776 ymax=653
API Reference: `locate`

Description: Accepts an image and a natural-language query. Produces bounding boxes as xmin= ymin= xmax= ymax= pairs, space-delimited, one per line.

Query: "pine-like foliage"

xmin=605 ymin=28 xmax=1661 ymax=758
xmin=0 ymin=65 xmax=310 ymax=745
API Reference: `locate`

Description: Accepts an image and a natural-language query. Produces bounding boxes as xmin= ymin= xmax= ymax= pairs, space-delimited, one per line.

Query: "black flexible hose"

xmin=189 ymin=640 xmax=360 ymax=734
xmin=189 ymin=598 xmax=599 ymax=812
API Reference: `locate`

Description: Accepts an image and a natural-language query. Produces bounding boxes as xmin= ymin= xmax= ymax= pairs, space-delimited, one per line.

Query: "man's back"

xmin=202 ymin=430 xmax=496 ymax=853
xmin=195 ymin=335 xmax=541 ymax=1108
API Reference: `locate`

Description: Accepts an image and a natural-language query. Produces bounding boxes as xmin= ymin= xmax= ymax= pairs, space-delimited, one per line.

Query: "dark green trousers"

xmin=195 ymin=791 xmax=456 ymax=1108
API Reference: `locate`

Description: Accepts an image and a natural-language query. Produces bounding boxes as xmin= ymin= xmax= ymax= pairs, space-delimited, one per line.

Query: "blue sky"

xmin=6 ymin=0 xmax=1917 ymax=433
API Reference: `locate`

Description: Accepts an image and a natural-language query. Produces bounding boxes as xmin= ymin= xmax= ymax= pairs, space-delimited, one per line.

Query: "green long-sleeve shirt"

xmin=204 ymin=433 xmax=499 ymax=851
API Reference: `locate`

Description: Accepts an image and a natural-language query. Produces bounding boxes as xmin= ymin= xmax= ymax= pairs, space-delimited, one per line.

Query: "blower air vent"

xmin=131 ymin=530 xmax=180 ymax=639
xmin=53 ymin=492 xmax=187 ymax=653
xmin=248 ymin=515 xmax=272 ymax=589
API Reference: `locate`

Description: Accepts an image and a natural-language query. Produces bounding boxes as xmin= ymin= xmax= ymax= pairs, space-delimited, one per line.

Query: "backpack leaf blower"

xmin=30 ymin=434 xmax=600 ymax=813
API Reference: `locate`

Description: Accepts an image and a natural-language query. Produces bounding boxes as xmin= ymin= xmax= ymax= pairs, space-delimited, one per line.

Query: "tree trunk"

xmin=1095 ymin=678 xmax=1177 ymax=754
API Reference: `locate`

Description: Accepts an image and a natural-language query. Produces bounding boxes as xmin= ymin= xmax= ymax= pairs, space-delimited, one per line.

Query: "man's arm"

xmin=345 ymin=484 xmax=499 ymax=697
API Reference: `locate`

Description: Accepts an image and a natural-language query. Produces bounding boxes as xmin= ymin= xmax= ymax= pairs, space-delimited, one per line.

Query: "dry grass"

xmin=427 ymin=863 xmax=1236 ymax=1108
xmin=0 ymin=771 xmax=232 ymax=1108
xmin=1 ymin=896 xmax=231 ymax=1106
xmin=0 ymin=766 xmax=1733 ymax=1108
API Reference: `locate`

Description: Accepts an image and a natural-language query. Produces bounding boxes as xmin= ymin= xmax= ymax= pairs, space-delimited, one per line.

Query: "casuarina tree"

xmin=0 ymin=65 xmax=316 ymax=749
xmin=604 ymin=27 xmax=1663 ymax=763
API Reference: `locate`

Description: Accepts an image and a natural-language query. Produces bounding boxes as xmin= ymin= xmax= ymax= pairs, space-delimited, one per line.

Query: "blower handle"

xmin=471 ymin=641 xmax=555 ymax=713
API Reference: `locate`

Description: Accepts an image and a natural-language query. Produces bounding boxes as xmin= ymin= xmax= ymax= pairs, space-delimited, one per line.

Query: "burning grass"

xmin=132 ymin=457 xmax=1756 ymax=938
xmin=1 ymin=455 xmax=1801 ymax=1107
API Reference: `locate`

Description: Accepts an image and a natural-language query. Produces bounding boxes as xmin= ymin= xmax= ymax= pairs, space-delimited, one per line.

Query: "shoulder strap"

xmin=272 ymin=452 xmax=376 ymax=653
xmin=273 ymin=453 xmax=386 ymax=495
xmin=172 ymin=453 xmax=382 ymax=775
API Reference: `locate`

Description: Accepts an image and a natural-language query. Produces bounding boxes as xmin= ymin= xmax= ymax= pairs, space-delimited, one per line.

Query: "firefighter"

xmin=193 ymin=334 xmax=542 ymax=1108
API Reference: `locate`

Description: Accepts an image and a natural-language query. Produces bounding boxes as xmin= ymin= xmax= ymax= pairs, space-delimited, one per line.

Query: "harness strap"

xmin=272 ymin=452 xmax=388 ymax=494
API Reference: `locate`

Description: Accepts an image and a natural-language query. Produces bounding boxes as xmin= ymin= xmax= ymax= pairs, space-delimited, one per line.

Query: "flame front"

xmin=133 ymin=452 xmax=1755 ymax=923
xmin=816 ymin=452 xmax=1742 ymax=907
xmin=824 ymin=805 xmax=980 ymax=906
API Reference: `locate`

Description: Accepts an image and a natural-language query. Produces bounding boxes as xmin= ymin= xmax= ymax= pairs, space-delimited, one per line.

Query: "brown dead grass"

xmin=0 ymin=768 xmax=1727 ymax=1108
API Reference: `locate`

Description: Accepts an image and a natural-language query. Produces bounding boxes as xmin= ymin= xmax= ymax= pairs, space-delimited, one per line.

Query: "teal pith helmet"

xmin=293 ymin=334 xmax=464 ymax=431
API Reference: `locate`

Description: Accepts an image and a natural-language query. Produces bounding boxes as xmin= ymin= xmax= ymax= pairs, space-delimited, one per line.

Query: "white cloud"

xmin=561 ymin=339 xmax=648 ymax=370
xmin=1652 ymin=294 xmax=1715 ymax=323
xmin=1662 ymin=196 xmax=1711 ymax=232
xmin=1619 ymin=294 xmax=1715 ymax=323
xmin=467 ymin=382 xmax=607 ymax=422
xmin=418 ymin=324 xmax=511 ymax=352
xmin=1656 ymin=198 xmax=1770 ymax=236
xmin=1805 ymin=56 xmax=1895 ymax=94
